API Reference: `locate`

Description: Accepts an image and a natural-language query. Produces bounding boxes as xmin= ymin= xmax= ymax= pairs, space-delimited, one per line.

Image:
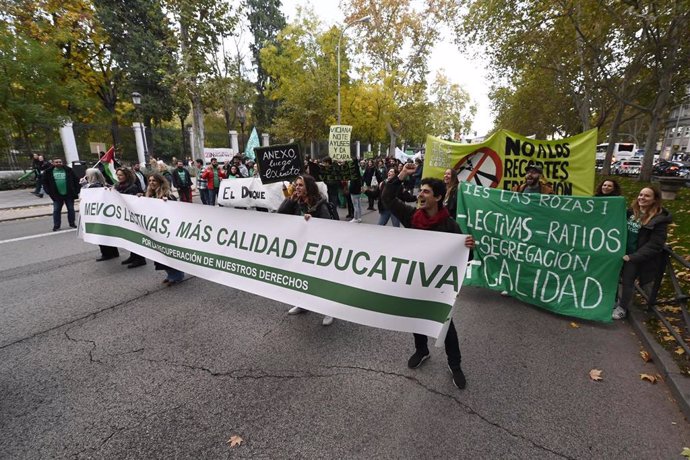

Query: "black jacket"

xmin=382 ymin=177 xmax=459 ymax=234
xmin=42 ymin=166 xmax=80 ymax=200
xmin=277 ymin=198 xmax=332 ymax=219
xmin=627 ymin=208 xmax=672 ymax=284
xmin=172 ymin=168 xmax=192 ymax=189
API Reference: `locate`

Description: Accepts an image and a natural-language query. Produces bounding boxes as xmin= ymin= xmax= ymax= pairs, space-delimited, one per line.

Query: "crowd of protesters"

xmin=36 ymin=149 xmax=671 ymax=390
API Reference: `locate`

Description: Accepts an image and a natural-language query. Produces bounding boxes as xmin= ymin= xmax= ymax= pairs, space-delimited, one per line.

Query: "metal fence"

xmin=0 ymin=123 xmax=239 ymax=170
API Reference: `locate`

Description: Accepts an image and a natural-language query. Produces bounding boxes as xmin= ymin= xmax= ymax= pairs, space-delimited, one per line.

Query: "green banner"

xmin=424 ymin=128 xmax=598 ymax=196
xmin=457 ymin=182 xmax=626 ymax=322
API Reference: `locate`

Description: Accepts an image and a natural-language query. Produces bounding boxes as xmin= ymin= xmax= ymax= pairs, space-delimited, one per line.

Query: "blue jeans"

xmin=205 ymin=189 xmax=218 ymax=206
xmin=377 ymin=210 xmax=400 ymax=227
xmin=52 ymin=196 xmax=75 ymax=229
xmin=352 ymin=194 xmax=362 ymax=220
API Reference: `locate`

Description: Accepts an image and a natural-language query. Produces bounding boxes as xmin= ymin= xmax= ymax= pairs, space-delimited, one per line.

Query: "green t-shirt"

xmin=626 ymin=214 xmax=641 ymax=255
xmin=212 ymin=166 xmax=220 ymax=188
xmin=175 ymin=169 xmax=188 ymax=187
xmin=52 ymin=168 xmax=67 ymax=196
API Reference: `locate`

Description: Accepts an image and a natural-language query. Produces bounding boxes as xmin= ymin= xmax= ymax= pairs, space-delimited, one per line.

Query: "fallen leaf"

xmin=675 ymin=347 xmax=686 ymax=356
xmin=662 ymin=335 xmax=676 ymax=342
xmin=640 ymin=350 xmax=652 ymax=363
xmin=570 ymin=322 xmax=580 ymax=329
xmin=227 ymin=435 xmax=243 ymax=448
xmin=589 ymin=369 xmax=603 ymax=381
xmin=660 ymin=306 xmax=682 ymax=314
xmin=640 ymin=373 xmax=658 ymax=383
xmin=682 ymin=447 xmax=690 ymax=458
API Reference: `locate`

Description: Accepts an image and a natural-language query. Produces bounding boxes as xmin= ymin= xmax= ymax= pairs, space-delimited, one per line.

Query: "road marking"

xmin=0 ymin=229 xmax=76 ymax=245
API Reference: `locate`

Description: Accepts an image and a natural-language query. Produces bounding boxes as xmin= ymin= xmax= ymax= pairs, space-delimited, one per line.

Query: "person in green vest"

xmin=42 ymin=158 xmax=81 ymax=231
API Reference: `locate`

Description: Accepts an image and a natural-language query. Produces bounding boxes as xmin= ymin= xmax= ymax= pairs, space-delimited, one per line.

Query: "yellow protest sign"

xmin=329 ymin=125 xmax=353 ymax=161
xmin=424 ymin=128 xmax=597 ymax=196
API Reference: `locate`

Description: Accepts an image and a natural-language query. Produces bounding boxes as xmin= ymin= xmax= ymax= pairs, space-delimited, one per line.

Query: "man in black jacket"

xmin=382 ymin=162 xmax=474 ymax=390
xmin=42 ymin=158 xmax=80 ymax=231
xmin=172 ymin=160 xmax=193 ymax=202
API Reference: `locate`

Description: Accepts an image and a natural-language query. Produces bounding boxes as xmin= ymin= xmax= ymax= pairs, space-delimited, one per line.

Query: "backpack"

xmin=323 ymin=201 xmax=340 ymax=220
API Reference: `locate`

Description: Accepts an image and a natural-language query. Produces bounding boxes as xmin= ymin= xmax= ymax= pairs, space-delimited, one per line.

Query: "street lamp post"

xmin=131 ymin=92 xmax=149 ymax=162
xmin=237 ymin=105 xmax=246 ymax=155
xmin=337 ymin=15 xmax=371 ymax=125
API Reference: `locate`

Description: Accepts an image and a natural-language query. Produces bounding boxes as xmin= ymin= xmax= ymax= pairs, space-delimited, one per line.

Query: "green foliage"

xmin=0 ymin=23 xmax=83 ymax=143
xmin=427 ymin=70 xmax=476 ymax=139
xmin=247 ymin=0 xmax=286 ymax=131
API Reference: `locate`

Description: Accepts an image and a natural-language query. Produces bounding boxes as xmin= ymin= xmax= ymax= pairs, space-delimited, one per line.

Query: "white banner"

xmin=203 ymin=148 xmax=234 ymax=164
xmin=78 ymin=189 xmax=470 ymax=339
xmin=217 ymin=178 xmax=328 ymax=210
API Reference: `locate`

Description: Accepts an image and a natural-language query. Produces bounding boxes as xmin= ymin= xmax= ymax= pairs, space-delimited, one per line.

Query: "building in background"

xmin=661 ymin=99 xmax=690 ymax=160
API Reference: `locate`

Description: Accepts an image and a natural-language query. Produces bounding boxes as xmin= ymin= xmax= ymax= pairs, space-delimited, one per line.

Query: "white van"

xmin=595 ymin=143 xmax=637 ymax=168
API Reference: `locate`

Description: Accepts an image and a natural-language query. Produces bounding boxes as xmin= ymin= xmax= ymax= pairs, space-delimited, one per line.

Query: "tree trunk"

xmin=386 ymin=122 xmax=397 ymax=157
xmin=602 ymin=102 xmax=625 ymax=176
xmin=179 ymin=115 xmax=186 ymax=158
xmin=191 ymin=89 xmax=205 ymax=161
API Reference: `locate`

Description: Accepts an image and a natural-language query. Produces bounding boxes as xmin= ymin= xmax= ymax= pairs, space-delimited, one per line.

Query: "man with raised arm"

xmin=381 ymin=162 xmax=474 ymax=390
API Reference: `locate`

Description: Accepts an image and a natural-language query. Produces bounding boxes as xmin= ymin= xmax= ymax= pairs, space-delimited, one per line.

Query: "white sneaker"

xmin=349 ymin=218 xmax=359 ymax=223
xmin=322 ymin=315 xmax=334 ymax=326
xmin=500 ymin=290 xmax=509 ymax=297
xmin=612 ymin=305 xmax=627 ymax=320
xmin=356 ymin=218 xmax=362 ymax=223
xmin=288 ymin=306 xmax=305 ymax=315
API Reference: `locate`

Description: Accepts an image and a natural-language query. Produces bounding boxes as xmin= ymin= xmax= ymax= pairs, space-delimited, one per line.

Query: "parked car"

xmin=612 ymin=159 xmax=642 ymax=176
xmin=653 ymin=160 xmax=690 ymax=178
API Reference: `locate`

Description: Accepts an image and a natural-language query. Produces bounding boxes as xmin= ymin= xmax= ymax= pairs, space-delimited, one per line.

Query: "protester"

xmin=157 ymin=161 xmax=173 ymax=190
xmin=201 ymin=157 xmax=226 ymax=206
xmin=172 ymin=160 xmax=193 ymax=203
xmin=443 ymin=168 xmax=460 ymax=219
xmin=233 ymin=155 xmax=249 ymax=177
xmin=80 ymin=168 xmax=120 ymax=261
xmin=195 ymin=159 xmax=208 ymax=205
xmin=227 ymin=164 xmax=243 ymax=179
xmin=595 ymin=179 xmax=621 ymax=196
xmin=511 ymin=162 xmax=553 ymax=194
xmin=31 ymin=153 xmax=47 ymax=198
xmin=42 ymin=158 xmax=80 ymax=231
xmin=377 ymin=168 xmax=414 ymax=227
xmin=277 ymin=174 xmax=334 ymax=326
xmin=612 ymin=186 xmax=672 ymax=320
xmin=382 ymin=162 xmax=474 ymax=390
xmin=362 ymin=159 xmax=380 ymax=211
xmin=348 ymin=166 xmax=364 ymax=223
xmin=114 ymin=167 xmax=146 ymax=268
xmin=145 ymin=173 xmax=185 ymax=285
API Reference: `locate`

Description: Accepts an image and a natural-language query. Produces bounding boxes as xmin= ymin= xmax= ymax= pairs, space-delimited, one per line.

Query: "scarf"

xmin=411 ymin=207 xmax=450 ymax=230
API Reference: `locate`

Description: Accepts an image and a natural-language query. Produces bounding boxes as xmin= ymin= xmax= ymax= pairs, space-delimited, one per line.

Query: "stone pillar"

xmin=261 ymin=133 xmax=270 ymax=147
xmin=132 ymin=123 xmax=147 ymax=166
xmin=59 ymin=121 xmax=80 ymax=163
xmin=187 ymin=127 xmax=195 ymax=161
xmin=355 ymin=141 xmax=361 ymax=160
xmin=229 ymin=130 xmax=239 ymax=154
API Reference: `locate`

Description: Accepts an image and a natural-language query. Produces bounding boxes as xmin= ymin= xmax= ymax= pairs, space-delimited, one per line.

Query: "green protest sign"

xmin=457 ymin=183 xmax=627 ymax=322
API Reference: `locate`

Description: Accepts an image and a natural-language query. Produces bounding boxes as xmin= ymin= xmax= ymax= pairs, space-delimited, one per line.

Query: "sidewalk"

xmin=0 ymin=188 xmax=59 ymax=222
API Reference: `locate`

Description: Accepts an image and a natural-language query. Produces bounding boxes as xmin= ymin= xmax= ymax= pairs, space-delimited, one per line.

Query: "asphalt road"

xmin=1 ymin=209 xmax=689 ymax=459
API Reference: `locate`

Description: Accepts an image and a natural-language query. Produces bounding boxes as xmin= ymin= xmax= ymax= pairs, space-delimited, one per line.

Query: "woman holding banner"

xmin=82 ymin=168 xmax=120 ymax=261
xmin=145 ymin=173 xmax=185 ymax=286
xmin=612 ymin=186 xmax=672 ymax=320
xmin=115 ymin=168 xmax=147 ymax=269
xmin=278 ymin=174 xmax=334 ymax=326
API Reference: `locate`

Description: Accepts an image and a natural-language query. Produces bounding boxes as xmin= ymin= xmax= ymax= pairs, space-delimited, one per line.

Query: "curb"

xmin=629 ymin=307 xmax=690 ymax=420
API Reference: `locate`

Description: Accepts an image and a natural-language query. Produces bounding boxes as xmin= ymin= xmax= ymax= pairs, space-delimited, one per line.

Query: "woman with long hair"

xmin=595 ymin=178 xmax=621 ymax=196
xmin=443 ymin=168 xmax=460 ymax=219
xmin=277 ymin=174 xmax=334 ymax=325
xmin=115 ymin=167 xmax=146 ymax=268
xmin=612 ymin=186 xmax=672 ymax=319
xmin=82 ymin=168 xmax=120 ymax=261
xmin=146 ymin=174 xmax=184 ymax=285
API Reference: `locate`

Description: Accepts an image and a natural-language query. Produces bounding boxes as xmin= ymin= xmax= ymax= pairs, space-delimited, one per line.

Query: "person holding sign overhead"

xmin=612 ymin=186 xmax=672 ymax=320
xmin=382 ymin=162 xmax=475 ymax=390
xmin=278 ymin=174 xmax=336 ymax=326
xmin=511 ymin=161 xmax=553 ymax=194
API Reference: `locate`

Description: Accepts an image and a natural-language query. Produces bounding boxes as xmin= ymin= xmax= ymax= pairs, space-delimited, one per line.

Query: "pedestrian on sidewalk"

xmin=31 ymin=153 xmax=47 ymax=198
xmin=382 ymin=161 xmax=474 ymax=390
xmin=42 ymin=158 xmax=80 ymax=231
xmin=195 ymin=159 xmax=208 ymax=205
